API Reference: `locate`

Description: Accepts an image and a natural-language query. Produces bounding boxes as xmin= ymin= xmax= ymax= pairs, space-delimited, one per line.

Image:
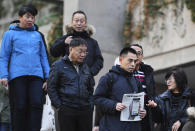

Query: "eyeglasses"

xmin=73 ymin=19 xmax=86 ymax=24
xmin=77 ymin=50 xmax=88 ymax=55
xmin=165 ymin=75 xmax=174 ymax=83
xmin=136 ymin=51 xmax=143 ymax=56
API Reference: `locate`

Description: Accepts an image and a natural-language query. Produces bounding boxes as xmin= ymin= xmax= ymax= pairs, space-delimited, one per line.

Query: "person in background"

xmin=0 ymin=5 xmax=50 ymax=131
xmin=50 ymin=10 xmax=103 ymax=76
xmin=48 ymin=38 xmax=94 ymax=131
xmin=94 ymin=47 xmax=146 ymax=131
xmin=130 ymin=43 xmax=155 ymax=131
xmin=147 ymin=67 xmax=191 ymax=131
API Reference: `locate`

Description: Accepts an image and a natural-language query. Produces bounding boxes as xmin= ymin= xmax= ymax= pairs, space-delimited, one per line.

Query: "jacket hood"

xmin=65 ymin=24 xmax=95 ymax=37
xmin=186 ymin=107 xmax=195 ymax=120
xmin=109 ymin=65 xmax=133 ymax=77
xmin=9 ymin=24 xmax=36 ymax=31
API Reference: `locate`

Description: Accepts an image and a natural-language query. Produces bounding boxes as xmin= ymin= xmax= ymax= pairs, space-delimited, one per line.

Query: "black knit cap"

xmin=18 ymin=5 xmax=38 ymax=16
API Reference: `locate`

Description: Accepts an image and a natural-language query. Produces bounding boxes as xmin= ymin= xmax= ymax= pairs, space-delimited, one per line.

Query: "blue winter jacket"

xmin=94 ymin=65 xmax=143 ymax=131
xmin=0 ymin=24 xmax=50 ymax=81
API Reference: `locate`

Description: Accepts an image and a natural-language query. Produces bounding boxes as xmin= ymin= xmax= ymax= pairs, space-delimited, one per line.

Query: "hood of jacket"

xmin=9 ymin=23 xmax=36 ymax=31
xmin=187 ymin=107 xmax=195 ymax=120
xmin=109 ymin=65 xmax=133 ymax=78
xmin=65 ymin=24 xmax=95 ymax=37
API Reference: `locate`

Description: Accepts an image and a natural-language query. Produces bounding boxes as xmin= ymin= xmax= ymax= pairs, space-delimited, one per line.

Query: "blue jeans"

xmin=9 ymin=76 xmax=44 ymax=131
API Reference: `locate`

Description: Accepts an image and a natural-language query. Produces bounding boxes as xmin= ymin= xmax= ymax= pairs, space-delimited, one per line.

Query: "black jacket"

xmin=50 ymin=25 xmax=103 ymax=76
xmin=151 ymin=88 xmax=191 ymax=131
xmin=94 ymin=65 xmax=143 ymax=131
xmin=139 ymin=62 xmax=155 ymax=99
xmin=47 ymin=55 xmax=95 ymax=110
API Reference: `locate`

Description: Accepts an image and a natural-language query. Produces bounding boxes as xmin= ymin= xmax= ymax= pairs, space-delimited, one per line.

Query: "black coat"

xmin=182 ymin=107 xmax=195 ymax=131
xmin=50 ymin=25 xmax=103 ymax=76
xmin=47 ymin=55 xmax=95 ymax=110
xmin=151 ymin=88 xmax=191 ymax=131
xmin=94 ymin=65 xmax=143 ymax=131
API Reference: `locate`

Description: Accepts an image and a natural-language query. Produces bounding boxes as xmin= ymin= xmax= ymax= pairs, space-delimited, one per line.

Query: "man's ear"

xmin=119 ymin=56 xmax=123 ymax=63
xmin=69 ymin=47 xmax=73 ymax=53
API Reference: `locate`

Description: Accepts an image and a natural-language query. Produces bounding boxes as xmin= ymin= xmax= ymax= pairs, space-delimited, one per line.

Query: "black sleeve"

xmin=50 ymin=35 xmax=69 ymax=57
xmin=94 ymin=105 xmax=104 ymax=126
xmin=94 ymin=74 xmax=117 ymax=114
xmin=47 ymin=63 xmax=62 ymax=109
xmin=90 ymin=40 xmax=103 ymax=76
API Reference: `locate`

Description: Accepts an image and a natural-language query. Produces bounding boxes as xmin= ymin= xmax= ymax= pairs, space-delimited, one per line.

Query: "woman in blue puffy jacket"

xmin=0 ymin=5 xmax=50 ymax=131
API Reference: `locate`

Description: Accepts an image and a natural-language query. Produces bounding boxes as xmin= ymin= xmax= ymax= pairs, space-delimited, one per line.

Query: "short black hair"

xmin=165 ymin=67 xmax=188 ymax=92
xmin=72 ymin=10 xmax=87 ymax=21
xmin=18 ymin=5 xmax=38 ymax=17
xmin=130 ymin=43 xmax=143 ymax=53
xmin=69 ymin=38 xmax=87 ymax=47
xmin=120 ymin=47 xmax=137 ymax=57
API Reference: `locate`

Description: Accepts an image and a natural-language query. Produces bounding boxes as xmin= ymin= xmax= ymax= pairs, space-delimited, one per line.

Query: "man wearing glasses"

xmin=48 ymin=38 xmax=94 ymax=131
xmin=130 ymin=43 xmax=156 ymax=131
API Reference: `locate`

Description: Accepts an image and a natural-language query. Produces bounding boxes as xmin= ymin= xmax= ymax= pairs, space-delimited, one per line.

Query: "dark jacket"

xmin=94 ymin=65 xmax=143 ymax=131
xmin=151 ymin=88 xmax=191 ymax=131
xmin=139 ymin=62 xmax=155 ymax=100
xmin=139 ymin=62 xmax=155 ymax=131
xmin=182 ymin=107 xmax=195 ymax=131
xmin=50 ymin=25 xmax=103 ymax=76
xmin=47 ymin=55 xmax=95 ymax=110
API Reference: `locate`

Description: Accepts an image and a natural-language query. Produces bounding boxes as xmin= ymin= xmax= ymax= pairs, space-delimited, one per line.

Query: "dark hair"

xmin=72 ymin=10 xmax=87 ymax=21
xmin=165 ymin=67 xmax=188 ymax=92
xmin=130 ymin=43 xmax=143 ymax=53
xmin=120 ymin=47 xmax=137 ymax=57
xmin=69 ymin=38 xmax=87 ymax=47
xmin=18 ymin=5 xmax=38 ymax=16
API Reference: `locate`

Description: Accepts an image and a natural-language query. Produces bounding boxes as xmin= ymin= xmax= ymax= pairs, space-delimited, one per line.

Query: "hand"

xmin=116 ymin=103 xmax=127 ymax=111
xmin=139 ymin=109 xmax=146 ymax=118
xmin=172 ymin=120 xmax=181 ymax=131
xmin=146 ymin=100 xmax=157 ymax=108
xmin=93 ymin=126 xmax=99 ymax=131
xmin=0 ymin=79 xmax=8 ymax=86
xmin=64 ymin=36 xmax=73 ymax=44
xmin=42 ymin=82 xmax=47 ymax=91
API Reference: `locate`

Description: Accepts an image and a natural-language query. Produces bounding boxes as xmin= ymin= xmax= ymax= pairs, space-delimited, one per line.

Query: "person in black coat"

xmin=50 ymin=10 xmax=103 ymax=76
xmin=94 ymin=47 xmax=146 ymax=131
xmin=147 ymin=67 xmax=191 ymax=131
xmin=48 ymin=38 xmax=94 ymax=131
xmin=130 ymin=44 xmax=155 ymax=131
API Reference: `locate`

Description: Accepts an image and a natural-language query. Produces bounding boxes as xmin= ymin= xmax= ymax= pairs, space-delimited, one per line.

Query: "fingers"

xmin=139 ymin=109 xmax=146 ymax=118
xmin=172 ymin=121 xmax=181 ymax=131
xmin=65 ymin=36 xmax=73 ymax=44
xmin=116 ymin=103 xmax=127 ymax=111
xmin=146 ymin=100 xmax=157 ymax=107
xmin=42 ymin=82 xmax=47 ymax=91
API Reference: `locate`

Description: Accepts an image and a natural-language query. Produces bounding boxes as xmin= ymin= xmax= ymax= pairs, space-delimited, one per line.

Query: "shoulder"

xmin=140 ymin=63 xmax=154 ymax=73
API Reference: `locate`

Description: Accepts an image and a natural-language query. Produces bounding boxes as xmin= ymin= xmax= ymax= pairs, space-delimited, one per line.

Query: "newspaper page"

xmin=120 ymin=92 xmax=145 ymax=121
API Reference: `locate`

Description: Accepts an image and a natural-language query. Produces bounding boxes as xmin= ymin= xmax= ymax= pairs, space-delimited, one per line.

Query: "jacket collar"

xmin=160 ymin=87 xmax=191 ymax=100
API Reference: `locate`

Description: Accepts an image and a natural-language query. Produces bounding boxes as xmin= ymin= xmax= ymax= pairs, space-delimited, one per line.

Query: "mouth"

xmin=27 ymin=23 xmax=32 ymax=27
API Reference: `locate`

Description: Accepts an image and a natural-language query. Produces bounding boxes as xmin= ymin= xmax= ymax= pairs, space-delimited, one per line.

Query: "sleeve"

xmin=150 ymin=96 xmax=164 ymax=123
xmin=89 ymin=40 xmax=103 ymax=76
xmin=94 ymin=105 xmax=104 ymax=126
xmin=40 ymin=37 xmax=50 ymax=79
xmin=94 ymin=74 xmax=117 ymax=114
xmin=0 ymin=32 xmax=12 ymax=79
xmin=47 ymin=63 xmax=62 ymax=109
xmin=50 ymin=35 xmax=69 ymax=57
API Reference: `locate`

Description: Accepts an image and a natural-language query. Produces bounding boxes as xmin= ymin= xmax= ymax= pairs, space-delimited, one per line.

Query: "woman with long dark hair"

xmin=147 ymin=67 xmax=191 ymax=131
xmin=0 ymin=5 xmax=50 ymax=131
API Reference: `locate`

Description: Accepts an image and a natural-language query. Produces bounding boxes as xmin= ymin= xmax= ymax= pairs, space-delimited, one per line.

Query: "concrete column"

xmin=63 ymin=0 xmax=79 ymax=32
